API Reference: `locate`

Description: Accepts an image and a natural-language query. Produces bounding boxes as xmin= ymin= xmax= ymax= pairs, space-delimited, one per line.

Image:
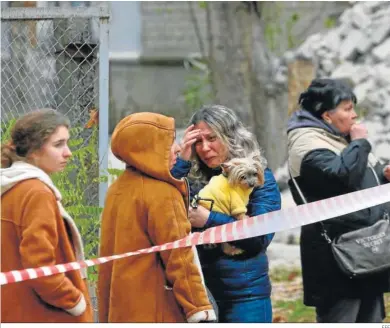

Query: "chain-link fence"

xmin=1 ymin=5 xmax=110 ymax=322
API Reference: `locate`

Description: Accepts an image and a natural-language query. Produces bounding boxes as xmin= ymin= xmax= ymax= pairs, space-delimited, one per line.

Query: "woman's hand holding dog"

xmin=188 ymin=206 xmax=209 ymax=228
xmin=179 ymin=125 xmax=201 ymax=161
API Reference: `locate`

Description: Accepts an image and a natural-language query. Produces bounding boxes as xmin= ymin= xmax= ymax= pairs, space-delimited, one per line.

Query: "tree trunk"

xmin=250 ymin=7 xmax=288 ymax=169
xmin=207 ymin=2 xmax=253 ymax=124
xmin=206 ymin=2 xmax=287 ymax=169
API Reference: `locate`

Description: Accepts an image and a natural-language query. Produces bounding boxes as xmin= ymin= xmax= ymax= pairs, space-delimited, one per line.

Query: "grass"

xmin=270 ymin=267 xmax=390 ymax=323
xmin=270 ymin=266 xmax=301 ymax=282
xmin=273 ymin=299 xmax=316 ymax=323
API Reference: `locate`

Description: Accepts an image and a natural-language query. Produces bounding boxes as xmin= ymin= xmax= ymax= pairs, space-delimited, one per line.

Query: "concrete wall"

xmin=138 ymin=1 xmax=349 ymax=57
xmin=109 ymin=1 xmax=141 ymax=53
xmin=109 ymin=62 xmax=199 ymax=132
xmin=109 ymin=2 xmax=350 ymax=134
xmin=140 ymin=1 xmax=207 ymax=58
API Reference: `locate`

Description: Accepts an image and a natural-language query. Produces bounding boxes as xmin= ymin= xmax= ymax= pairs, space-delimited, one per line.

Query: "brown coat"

xmin=98 ymin=112 xmax=214 ymax=323
xmin=1 ymin=179 xmax=93 ymax=323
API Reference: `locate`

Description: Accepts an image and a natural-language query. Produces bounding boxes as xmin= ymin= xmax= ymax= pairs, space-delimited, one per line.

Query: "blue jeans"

xmin=217 ymin=297 xmax=272 ymax=323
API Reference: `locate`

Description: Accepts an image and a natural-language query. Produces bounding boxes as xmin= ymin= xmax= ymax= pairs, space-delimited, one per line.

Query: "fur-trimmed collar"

xmin=287 ymin=127 xmax=378 ymax=178
xmin=0 ymin=161 xmax=87 ymax=278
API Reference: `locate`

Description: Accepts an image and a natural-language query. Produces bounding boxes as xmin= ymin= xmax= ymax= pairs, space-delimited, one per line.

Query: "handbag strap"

xmin=288 ymin=161 xmax=332 ymax=244
xmin=369 ymin=164 xmax=390 ymax=221
xmin=287 ymin=161 xmax=387 ymax=243
xmin=368 ymin=164 xmax=381 ymax=186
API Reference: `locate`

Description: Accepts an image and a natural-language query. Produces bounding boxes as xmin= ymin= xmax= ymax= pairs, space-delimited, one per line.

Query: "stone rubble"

xmin=276 ymin=0 xmax=390 ymax=191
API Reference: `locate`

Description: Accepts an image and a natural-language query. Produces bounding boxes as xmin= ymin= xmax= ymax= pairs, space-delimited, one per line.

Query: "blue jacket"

xmin=171 ymin=158 xmax=281 ymax=301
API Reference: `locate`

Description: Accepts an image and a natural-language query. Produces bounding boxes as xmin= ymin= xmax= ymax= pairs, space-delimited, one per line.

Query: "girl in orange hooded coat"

xmin=97 ymin=112 xmax=216 ymax=323
xmin=1 ymin=109 xmax=93 ymax=323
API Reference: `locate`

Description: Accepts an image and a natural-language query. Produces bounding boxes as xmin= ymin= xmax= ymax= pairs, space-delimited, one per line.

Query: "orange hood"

xmin=111 ymin=112 xmax=186 ymax=194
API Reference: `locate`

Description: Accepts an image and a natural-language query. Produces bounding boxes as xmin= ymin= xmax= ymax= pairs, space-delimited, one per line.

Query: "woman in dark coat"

xmin=287 ymin=78 xmax=390 ymax=323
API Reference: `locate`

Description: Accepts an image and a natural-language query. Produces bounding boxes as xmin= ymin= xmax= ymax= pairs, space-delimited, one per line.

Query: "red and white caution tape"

xmin=1 ymin=184 xmax=389 ymax=286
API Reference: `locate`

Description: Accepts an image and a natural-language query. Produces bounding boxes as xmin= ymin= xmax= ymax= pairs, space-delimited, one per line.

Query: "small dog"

xmin=194 ymin=151 xmax=265 ymax=256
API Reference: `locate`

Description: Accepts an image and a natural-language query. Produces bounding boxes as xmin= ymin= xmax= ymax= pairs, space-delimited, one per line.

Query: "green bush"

xmin=324 ymin=17 xmax=337 ymax=29
xmin=52 ymin=125 xmax=102 ymax=281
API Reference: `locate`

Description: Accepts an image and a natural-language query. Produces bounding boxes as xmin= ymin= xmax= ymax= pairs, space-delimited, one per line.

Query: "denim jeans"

xmin=216 ymin=297 xmax=272 ymax=323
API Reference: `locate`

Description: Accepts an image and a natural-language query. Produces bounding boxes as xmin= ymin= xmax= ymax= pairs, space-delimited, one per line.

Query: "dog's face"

xmin=221 ymin=154 xmax=265 ymax=188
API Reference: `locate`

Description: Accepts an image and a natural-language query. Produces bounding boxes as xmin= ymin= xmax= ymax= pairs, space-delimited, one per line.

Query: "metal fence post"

xmin=98 ymin=8 xmax=110 ymax=208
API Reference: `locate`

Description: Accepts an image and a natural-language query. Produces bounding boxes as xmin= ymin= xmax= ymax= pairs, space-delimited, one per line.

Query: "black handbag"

xmin=289 ymin=164 xmax=390 ymax=279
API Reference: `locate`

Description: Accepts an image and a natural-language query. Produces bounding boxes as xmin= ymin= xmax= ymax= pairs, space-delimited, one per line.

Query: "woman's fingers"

xmin=183 ymin=136 xmax=198 ymax=147
xmin=178 ymin=125 xmax=201 ymax=161
xmin=182 ymin=129 xmax=200 ymax=144
xmin=184 ymin=124 xmax=195 ymax=134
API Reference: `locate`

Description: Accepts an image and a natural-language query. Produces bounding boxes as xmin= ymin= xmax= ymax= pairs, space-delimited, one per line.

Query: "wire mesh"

xmin=1 ymin=18 xmax=98 ymax=125
xmin=1 ymin=10 xmax=104 ymax=322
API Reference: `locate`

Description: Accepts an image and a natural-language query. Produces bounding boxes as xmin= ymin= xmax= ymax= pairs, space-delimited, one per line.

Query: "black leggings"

xmin=316 ymin=294 xmax=385 ymax=323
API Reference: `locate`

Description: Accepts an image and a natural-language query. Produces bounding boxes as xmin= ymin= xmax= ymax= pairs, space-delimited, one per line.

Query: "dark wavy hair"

xmin=1 ymin=109 xmax=70 ymax=168
xmin=299 ymin=78 xmax=357 ymax=117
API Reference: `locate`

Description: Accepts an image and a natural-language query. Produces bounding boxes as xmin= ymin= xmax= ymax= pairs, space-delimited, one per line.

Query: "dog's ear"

xmin=256 ymin=165 xmax=265 ymax=186
xmin=221 ymin=162 xmax=232 ymax=174
xmin=251 ymin=150 xmax=268 ymax=170
xmin=250 ymin=151 xmax=261 ymax=162
xmin=257 ymin=169 xmax=265 ymax=186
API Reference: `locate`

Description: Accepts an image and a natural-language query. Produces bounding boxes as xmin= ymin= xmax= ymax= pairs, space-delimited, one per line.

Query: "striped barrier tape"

xmin=1 ymin=184 xmax=389 ymax=286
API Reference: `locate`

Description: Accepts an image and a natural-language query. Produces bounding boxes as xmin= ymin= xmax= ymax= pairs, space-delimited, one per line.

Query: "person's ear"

xmin=321 ymin=111 xmax=332 ymax=124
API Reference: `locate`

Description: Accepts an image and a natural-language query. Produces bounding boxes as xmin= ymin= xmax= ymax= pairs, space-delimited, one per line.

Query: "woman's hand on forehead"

xmin=179 ymin=125 xmax=201 ymax=161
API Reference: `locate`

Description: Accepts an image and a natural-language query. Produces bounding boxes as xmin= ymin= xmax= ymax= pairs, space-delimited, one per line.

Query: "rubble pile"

xmin=275 ymin=1 xmax=390 ymax=188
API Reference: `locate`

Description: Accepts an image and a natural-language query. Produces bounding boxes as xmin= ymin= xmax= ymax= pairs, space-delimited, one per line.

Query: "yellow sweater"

xmin=198 ymin=174 xmax=252 ymax=216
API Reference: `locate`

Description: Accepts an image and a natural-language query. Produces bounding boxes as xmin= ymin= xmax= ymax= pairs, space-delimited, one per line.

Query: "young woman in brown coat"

xmin=98 ymin=112 xmax=216 ymax=323
xmin=1 ymin=109 xmax=93 ymax=323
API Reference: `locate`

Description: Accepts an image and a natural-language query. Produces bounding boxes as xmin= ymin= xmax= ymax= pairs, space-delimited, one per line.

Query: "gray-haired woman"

xmin=171 ymin=105 xmax=281 ymax=323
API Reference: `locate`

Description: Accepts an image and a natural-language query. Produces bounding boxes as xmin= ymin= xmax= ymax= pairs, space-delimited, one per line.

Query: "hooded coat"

xmin=287 ymin=110 xmax=390 ymax=308
xmin=97 ymin=112 xmax=215 ymax=323
xmin=0 ymin=161 xmax=93 ymax=323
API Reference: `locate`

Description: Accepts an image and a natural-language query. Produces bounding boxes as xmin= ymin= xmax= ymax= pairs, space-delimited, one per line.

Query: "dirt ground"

xmin=271 ymin=272 xmax=390 ymax=323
